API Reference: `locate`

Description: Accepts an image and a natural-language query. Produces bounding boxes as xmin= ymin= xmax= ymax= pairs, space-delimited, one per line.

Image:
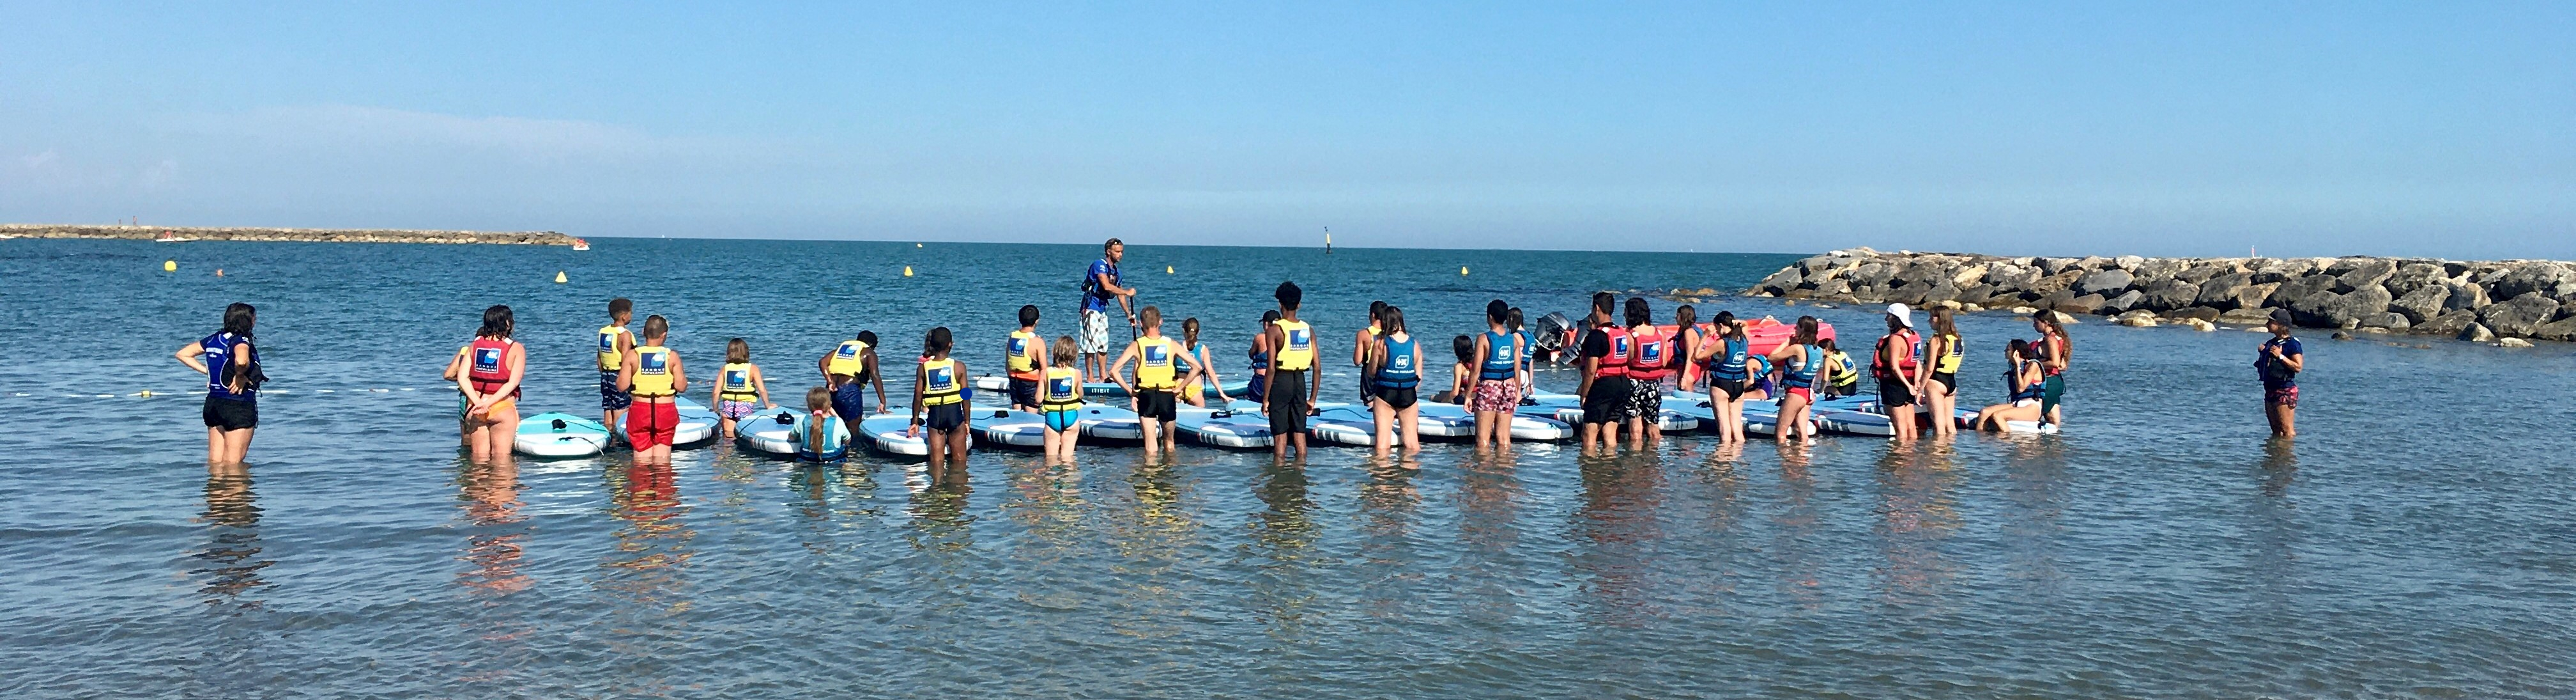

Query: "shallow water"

xmin=3 ymin=237 xmax=2573 ymax=698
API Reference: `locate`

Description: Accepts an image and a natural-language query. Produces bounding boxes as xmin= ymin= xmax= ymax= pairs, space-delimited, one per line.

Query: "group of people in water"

xmin=173 ymin=239 xmax=2312 ymax=467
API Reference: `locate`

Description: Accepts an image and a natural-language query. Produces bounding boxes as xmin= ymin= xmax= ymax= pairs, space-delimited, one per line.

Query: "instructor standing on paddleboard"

xmin=1080 ymin=238 xmax=1138 ymax=383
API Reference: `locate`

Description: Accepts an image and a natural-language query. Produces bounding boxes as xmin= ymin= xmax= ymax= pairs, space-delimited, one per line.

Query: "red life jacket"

xmin=1595 ymin=325 xmax=1631 ymax=378
xmin=1626 ymin=325 xmax=1671 ymax=380
xmin=1869 ymin=330 xmax=1921 ymax=381
xmin=467 ymin=337 xmax=521 ymax=398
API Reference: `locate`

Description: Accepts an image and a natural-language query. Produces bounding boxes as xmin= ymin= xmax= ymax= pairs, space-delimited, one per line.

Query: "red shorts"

xmin=627 ymin=401 xmax=680 ymax=448
xmin=2266 ymin=385 xmax=2298 ymax=408
xmin=1785 ymin=385 xmax=1813 ymax=401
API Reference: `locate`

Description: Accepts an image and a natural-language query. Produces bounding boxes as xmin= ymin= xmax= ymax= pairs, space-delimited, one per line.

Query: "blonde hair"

xmin=1050 ymin=335 xmax=1078 ymax=365
xmin=805 ymin=386 xmax=832 ymax=412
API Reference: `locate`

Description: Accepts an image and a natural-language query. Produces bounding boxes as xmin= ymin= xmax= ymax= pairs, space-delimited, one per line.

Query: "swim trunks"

xmin=1471 ymin=378 xmax=1521 ymax=414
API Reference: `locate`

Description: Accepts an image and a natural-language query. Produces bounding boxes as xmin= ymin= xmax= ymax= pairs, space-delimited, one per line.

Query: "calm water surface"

xmin=3 ymin=238 xmax=2572 ymax=698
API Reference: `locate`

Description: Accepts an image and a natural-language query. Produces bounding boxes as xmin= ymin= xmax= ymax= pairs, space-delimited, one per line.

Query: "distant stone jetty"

xmin=1748 ymin=248 xmax=2576 ymax=342
xmin=0 ymin=224 xmax=578 ymax=246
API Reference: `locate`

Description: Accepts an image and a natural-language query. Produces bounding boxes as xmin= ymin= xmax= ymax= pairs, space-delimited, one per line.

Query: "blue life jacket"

xmin=1708 ymin=336 xmax=1750 ymax=381
xmin=1479 ymin=331 xmax=1518 ymax=380
xmin=1373 ymin=335 xmax=1419 ymax=389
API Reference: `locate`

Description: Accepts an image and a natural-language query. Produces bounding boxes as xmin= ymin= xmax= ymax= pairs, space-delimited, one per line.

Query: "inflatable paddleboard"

xmin=513 ymin=412 xmax=610 ymax=458
xmin=1410 ymin=402 xmax=1478 ymax=439
xmin=1073 ymin=404 xmax=1144 ymax=442
xmin=1509 ymin=414 xmax=1575 ymax=441
xmin=1177 ymin=409 xmax=1273 ymax=449
xmin=972 ymin=406 xmax=1050 ymax=449
xmin=672 ymin=398 xmax=719 ymax=446
xmin=972 ymin=375 xmax=1247 ymax=401
xmin=733 ymin=407 xmax=806 ymax=455
xmin=856 ymin=411 xmax=930 ymax=456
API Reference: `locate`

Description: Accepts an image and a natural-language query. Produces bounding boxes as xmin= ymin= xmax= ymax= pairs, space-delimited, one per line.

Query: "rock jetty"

xmin=1748 ymin=248 xmax=2576 ymax=342
xmin=0 ymin=224 xmax=577 ymax=245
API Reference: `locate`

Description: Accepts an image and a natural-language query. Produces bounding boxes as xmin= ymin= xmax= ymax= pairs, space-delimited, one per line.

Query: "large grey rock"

xmin=2330 ymin=259 xmax=2397 ymax=293
xmin=2161 ymin=306 xmax=2223 ymax=322
xmin=1797 ymin=255 xmax=1837 ymax=273
xmin=2284 ymin=286 xmax=2392 ymax=329
xmin=2418 ymin=310 xmax=2478 ymax=337
xmin=2360 ymin=312 xmax=2411 ymax=331
xmin=2487 ymin=261 xmax=2576 ymax=300
xmin=1813 ymin=279 xmax=1850 ymax=299
xmin=2053 ymin=293 xmax=2108 ymax=315
xmin=1848 ymin=262 xmax=1897 ymax=290
xmin=2266 ymin=275 xmax=2340 ymax=307
xmin=2175 ymin=263 xmax=2232 ymax=284
xmin=2459 ymin=322 xmax=2496 ymax=343
xmin=2389 ymin=285 xmax=2448 ymax=324
xmin=1983 ymin=263 xmax=2041 ymax=290
xmin=2443 ymin=281 xmax=2490 ymax=313
xmin=2035 ymin=257 xmax=2077 ymax=276
xmin=2476 ymin=292 xmax=2561 ymax=337
xmin=2385 ymin=262 xmax=2450 ymax=297
xmin=2534 ymin=316 xmax=2576 ymax=342
xmin=2075 ymin=268 xmax=2136 ymax=296
xmin=2138 ymin=279 xmax=2202 ymax=312
xmin=1756 ymin=267 xmax=1804 ymax=295
xmin=2102 ymin=290 xmax=2146 ymax=313
xmin=2114 ymin=254 xmax=2146 ymax=270
xmin=2232 ymin=283 xmax=2281 ymax=313
xmin=2133 ymin=258 xmax=2188 ymax=281
xmin=2195 ymin=272 xmax=2255 ymax=309
xmin=1891 ymin=262 xmax=1950 ymax=290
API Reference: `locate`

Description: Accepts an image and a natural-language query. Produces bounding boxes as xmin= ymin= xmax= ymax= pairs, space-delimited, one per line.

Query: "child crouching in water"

xmin=1039 ymin=336 xmax=1084 ymax=464
xmin=797 ymin=386 xmax=848 ymax=462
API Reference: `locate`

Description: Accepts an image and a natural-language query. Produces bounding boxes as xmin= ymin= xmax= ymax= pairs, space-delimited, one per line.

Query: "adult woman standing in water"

xmin=1921 ymin=307 xmax=1965 ymax=437
xmin=2033 ymin=312 xmax=2071 ymax=426
xmin=459 ymin=305 xmax=527 ymax=463
xmin=176 ymin=302 xmax=264 ymax=465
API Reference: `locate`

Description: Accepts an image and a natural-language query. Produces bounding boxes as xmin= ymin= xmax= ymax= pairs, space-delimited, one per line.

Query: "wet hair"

xmin=1260 ymin=309 xmax=1280 ymax=325
xmin=1931 ymin=307 xmax=1958 ymax=338
xmin=608 ymin=297 xmax=632 ymax=320
xmin=479 ymin=305 xmax=515 ymax=339
xmin=1104 ymin=238 xmax=1123 ymax=252
xmin=856 ymin=330 xmax=877 ymax=346
xmin=1050 ymin=336 xmax=1078 ymax=365
xmin=1018 ymin=304 xmax=1040 ymax=327
xmin=1591 ymin=291 xmax=1616 ymax=316
xmin=1139 ymin=305 xmax=1162 ymax=329
xmin=726 ymin=338 xmax=749 ymax=363
xmin=222 ymin=302 xmax=256 ymax=338
xmin=1794 ymin=316 xmax=1820 ymax=345
xmin=1381 ymin=306 xmax=1406 ymax=334
xmin=1506 ymin=307 xmax=1524 ymax=331
xmin=806 ymin=386 xmax=832 ymax=412
xmin=1275 ymin=281 xmax=1302 ymax=310
xmin=1181 ymin=317 xmax=1200 ymax=345
xmin=641 ymin=315 xmax=668 ymax=340
xmin=1487 ymin=299 xmax=1510 ymax=325
xmin=924 ymin=326 xmax=953 ymax=356
xmin=1624 ymin=297 xmax=1652 ymax=327
xmin=1452 ymin=334 xmax=1475 ymax=364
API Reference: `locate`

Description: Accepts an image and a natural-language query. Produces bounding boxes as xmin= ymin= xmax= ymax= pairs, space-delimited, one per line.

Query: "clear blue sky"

xmin=3 ymin=1 xmax=2569 ymax=258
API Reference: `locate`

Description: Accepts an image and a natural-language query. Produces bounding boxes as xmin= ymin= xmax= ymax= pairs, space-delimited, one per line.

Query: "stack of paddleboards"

xmin=972 ymin=375 xmax=1248 ymax=401
xmin=514 ymin=412 xmax=612 ymax=457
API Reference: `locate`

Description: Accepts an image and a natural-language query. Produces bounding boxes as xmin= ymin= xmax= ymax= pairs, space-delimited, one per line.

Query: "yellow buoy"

xmin=916 ymin=243 xmax=923 ymax=248
xmin=1461 ymin=266 xmax=1469 ymax=276
xmin=1166 ymin=265 xmax=1174 ymax=274
xmin=903 ymin=266 xmax=914 ymax=277
xmin=555 ymin=271 xmax=567 ymax=283
xmin=162 ymin=260 xmax=176 ymax=272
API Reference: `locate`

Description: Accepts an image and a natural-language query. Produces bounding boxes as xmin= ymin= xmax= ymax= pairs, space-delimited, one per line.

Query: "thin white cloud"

xmin=22 ymin=150 xmax=57 ymax=168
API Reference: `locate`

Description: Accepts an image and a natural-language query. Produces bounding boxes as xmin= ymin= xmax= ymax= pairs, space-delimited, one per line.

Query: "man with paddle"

xmin=1079 ymin=238 xmax=1139 ymax=383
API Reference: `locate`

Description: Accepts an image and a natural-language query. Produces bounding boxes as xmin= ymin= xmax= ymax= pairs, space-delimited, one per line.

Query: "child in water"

xmin=712 ymin=338 xmax=775 ymax=440
xmin=1039 ymin=336 xmax=1084 ymax=465
xmin=910 ymin=327 xmax=970 ymax=483
xmin=620 ymin=315 xmax=686 ymax=465
xmin=795 ymin=386 xmax=847 ymax=462
xmin=1110 ymin=306 xmax=1184 ymax=459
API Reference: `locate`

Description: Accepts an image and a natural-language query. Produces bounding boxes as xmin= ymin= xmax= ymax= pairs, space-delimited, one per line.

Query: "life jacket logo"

xmin=928 ymin=366 xmax=954 ymax=388
xmin=474 ymin=348 xmax=503 ymax=371
xmin=1286 ymin=329 xmax=1309 ymax=349
xmin=726 ymin=369 xmax=749 ymax=389
xmin=640 ymin=352 xmax=667 ymax=373
xmin=836 ymin=344 xmax=861 ymax=359
xmin=1640 ymin=341 xmax=1662 ymax=362
xmin=598 ymin=332 xmax=617 ymax=352
xmin=1144 ymin=345 xmax=1168 ymax=364
xmin=1048 ymin=377 xmax=1076 ymax=398
xmin=1009 ymin=338 xmax=1028 ymax=355
xmin=1613 ymin=337 xmax=1630 ymax=357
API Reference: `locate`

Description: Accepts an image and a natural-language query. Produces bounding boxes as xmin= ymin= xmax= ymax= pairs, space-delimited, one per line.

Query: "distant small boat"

xmin=153 ymin=230 xmax=195 ymax=243
xmin=570 ymin=238 xmax=590 ymax=251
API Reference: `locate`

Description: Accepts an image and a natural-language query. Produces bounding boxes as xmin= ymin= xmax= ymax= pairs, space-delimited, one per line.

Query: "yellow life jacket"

xmin=632 ymin=345 xmax=677 ymax=397
xmin=1006 ymin=329 xmax=1042 ymax=379
xmin=1273 ymin=319 xmax=1315 ymax=371
xmin=718 ymin=362 xmax=758 ymax=400
xmin=919 ymin=357 xmax=963 ymax=405
xmin=1135 ymin=336 xmax=1178 ymax=389
xmin=1041 ymin=366 xmax=1082 ymax=410
xmin=1934 ymin=332 xmax=1965 ymax=374
xmin=826 ymin=339 xmax=870 ymax=376
xmin=596 ymin=325 xmax=631 ymax=370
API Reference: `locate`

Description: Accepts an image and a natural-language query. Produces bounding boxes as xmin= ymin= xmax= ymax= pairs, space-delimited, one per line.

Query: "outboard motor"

xmin=1534 ymin=312 xmax=1574 ymax=354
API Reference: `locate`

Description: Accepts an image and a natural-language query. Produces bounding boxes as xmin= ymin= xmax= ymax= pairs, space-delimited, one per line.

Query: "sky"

xmin=2 ymin=1 xmax=2570 ymax=258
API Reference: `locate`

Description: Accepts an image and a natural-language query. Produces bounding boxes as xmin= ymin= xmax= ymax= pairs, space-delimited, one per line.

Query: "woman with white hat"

xmin=1869 ymin=303 xmax=1925 ymax=442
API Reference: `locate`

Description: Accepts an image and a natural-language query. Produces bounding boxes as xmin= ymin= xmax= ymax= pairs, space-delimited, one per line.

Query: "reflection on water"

xmin=456 ymin=456 xmax=531 ymax=595
xmin=1573 ymin=453 xmax=1666 ymax=627
xmin=1771 ymin=448 xmax=1825 ymax=610
xmin=1450 ymin=452 xmax=1528 ymax=635
xmin=1243 ymin=463 xmax=1319 ymax=642
xmin=1356 ymin=460 xmax=1422 ymax=622
xmin=1874 ymin=442 xmax=1963 ymax=606
xmin=595 ymin=460 xmax=696 ymax=697
xmin=1999 ymin=437 xmax=2072 ymax=592
xmin=193 ymin=467 xmax=272 ymax=606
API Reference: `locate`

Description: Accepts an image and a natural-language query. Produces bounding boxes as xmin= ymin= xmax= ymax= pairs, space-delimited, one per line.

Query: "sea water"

xmin=3 ymin=238 xmax=2572 ymax=697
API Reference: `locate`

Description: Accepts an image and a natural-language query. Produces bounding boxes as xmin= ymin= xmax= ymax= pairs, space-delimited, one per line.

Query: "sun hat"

xmin=1886 ymin=303 xmax=1914 ymax=328
xmin=2268 ymin=307 xmax=2294 ymax=325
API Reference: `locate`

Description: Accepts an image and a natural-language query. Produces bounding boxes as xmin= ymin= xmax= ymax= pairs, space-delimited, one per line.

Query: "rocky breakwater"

xmin=0 ymin=224 xmax=578 ymax=245
xmin=1747 ymin=247 xmax=2576 ymax=342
